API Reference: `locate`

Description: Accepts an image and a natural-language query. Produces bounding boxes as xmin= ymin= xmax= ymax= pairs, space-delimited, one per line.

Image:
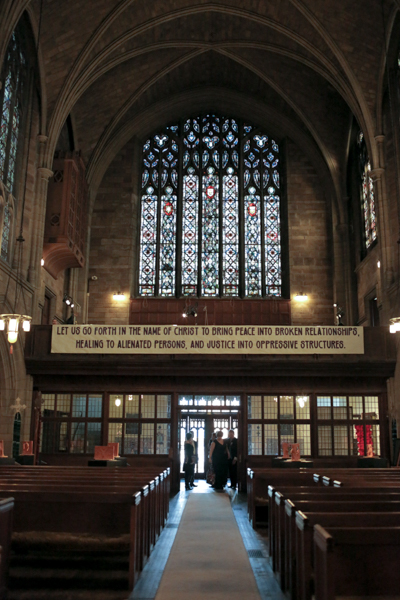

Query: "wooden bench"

xmin=267 ymin=485 xmax=400 ymax=586
xmin=296 ymin=511 xmax=400 ymax=600
xmin=314 ymin=525 xmax=400 ymax=600
xmin=247 ymin=468 xmax=318 ymax=527
xmin=0 ymin=498 xmax=13 ymax=600
xmin=0 ymin=466 xmax=170 ymax=591
xmin=272 ymin=489 xmax=400 ymax=589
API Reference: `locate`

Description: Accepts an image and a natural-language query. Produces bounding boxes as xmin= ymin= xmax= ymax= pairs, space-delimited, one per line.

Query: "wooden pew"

xmin=268 ymin=485 xmax=400 ymax=589
xmin=247 ymin=468 xmax=318 ymax=527
xmin=0 ymin=498 xmax=13 ymax=600
xmin=296 ymin=511 xmax=400 ymax=600
xmin=0 ymin=466 xmax=170 ymax=591
xmin=274 ymin=495 xmax=400 ymax=592
xmin=314 ymin=525 xmax=400 ymax=600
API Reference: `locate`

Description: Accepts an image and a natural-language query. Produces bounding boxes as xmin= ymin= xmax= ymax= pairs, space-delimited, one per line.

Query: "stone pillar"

xmin=28 ymin=135 xmax=53 ymax=321
xmin=334 ymin=220 xmax=354 ymax=324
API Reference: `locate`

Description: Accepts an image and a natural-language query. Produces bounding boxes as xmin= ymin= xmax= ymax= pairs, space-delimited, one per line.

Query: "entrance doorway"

xmin=178 ymin=394 xmax=241 ymax=478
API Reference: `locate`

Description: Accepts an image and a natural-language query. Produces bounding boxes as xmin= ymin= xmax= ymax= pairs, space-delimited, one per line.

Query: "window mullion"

xmin=219 ymin=133 xmax=223 ymax=297
xmin=239 ymin=125 xmax=245 ymax=298
xmin=198 ymin=116 xmax=203 ymax=297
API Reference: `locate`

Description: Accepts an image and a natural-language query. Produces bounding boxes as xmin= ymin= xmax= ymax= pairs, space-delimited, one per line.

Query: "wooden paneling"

xmin=130 ymin=298 xmax=291 ymax=325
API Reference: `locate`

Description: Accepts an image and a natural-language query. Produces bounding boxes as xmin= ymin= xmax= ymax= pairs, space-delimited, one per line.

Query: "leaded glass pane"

xmin=141 ymin=423 xmax=154 ymax=454
xmin=182 ymin=168 xmax=199 ymax=295
xmin=202 ymin=166 xmax=219 ymax=296
xmin=157 ymin=395 xmax=171 ymax=418
xmin=265 ymin=186 xmax=281 ymax=295
xmin=159 ymin=186 xmax=177 ymax=296
xmin=297 ymin=424 xmax=311 ymax=455
xmin=88 ymin=394 xmax=102 ymax=418
xmin=72 ymin=394 xmax=86 ymax=418
xmin=156 ymin=423 xmax=170 ymax=454
xmin=358 ymin=132 xmax=377 ymax=249
xmin=244 ymin=187 xmax=262 ymax=296
xmin=0 ymin=29 xmax=27 ymax=194
xmin=139 ymin=187 xmax=158 ymax=296
xmin=1 ymin=197 xmax=11 ymax=260
xmin=70 ymin=423 xmax=85 ymax=453
xmin=248 ymin=395 xmax=262 ymax=419
xmin=41 ymin=394 xmax=55 ymax=417
xmin=108 ymin=423 xmax=123 ymax=452
xmin=125 ymin=394 xmax=139 ymax=418
xmin=125 ymin=422 xmax=139 ymax=454
xmin=334 ymin=425 xmax=349 ymax=455
xmin=318 ymin=425 xmax=332 ymax=455
xmin=87 ymin=423 xmax=101 ymax=453
xmin=248 ymin=423 xmax=262 ymax=455
xmin=222 ymin=168 xmax=239 ymax=295
xmin=264 ymin=424 xmax=278 ymax=455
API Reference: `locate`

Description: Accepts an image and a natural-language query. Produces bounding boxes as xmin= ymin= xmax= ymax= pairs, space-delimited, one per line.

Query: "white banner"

xmin=51 ymin=325 xmax=364 ymax=355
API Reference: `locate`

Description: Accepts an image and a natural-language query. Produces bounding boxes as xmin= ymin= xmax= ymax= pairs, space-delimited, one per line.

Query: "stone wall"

xmin=88 ymin=141 xmax=135 ymax=324
xmin=287 ymin=140 xmax=334 ymax=326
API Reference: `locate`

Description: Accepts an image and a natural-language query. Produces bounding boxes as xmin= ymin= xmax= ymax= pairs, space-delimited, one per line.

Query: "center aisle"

xmin=155 ymin=491 xmax=261 ymax=600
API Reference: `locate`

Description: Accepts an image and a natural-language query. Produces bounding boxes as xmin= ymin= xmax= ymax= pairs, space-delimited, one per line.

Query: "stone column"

xmin=335 ymin=219 xmax=354 ymax=324
xmin=28 ymin=135 xmax=53 ymax=321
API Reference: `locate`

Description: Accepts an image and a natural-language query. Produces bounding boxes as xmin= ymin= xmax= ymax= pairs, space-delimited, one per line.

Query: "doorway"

xmin=178 ymin=393 xmax=241 ymax=478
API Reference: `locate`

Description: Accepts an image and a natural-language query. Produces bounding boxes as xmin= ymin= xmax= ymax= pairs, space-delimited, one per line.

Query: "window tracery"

xmin=357 ymin=132 xmax=377 ymax=249
xmin=139 ymin=115 xmax=282 ymax=298
xmin=0 ymin=29 xmax=27 ymax=193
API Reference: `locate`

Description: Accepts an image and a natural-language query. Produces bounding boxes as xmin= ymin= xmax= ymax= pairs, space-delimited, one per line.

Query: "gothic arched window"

xmin=139 ymin=115 xmax=282 ymax=298
xmin=0 ymin=27 xmax=27 ymax=194
xmin=357 ymin=132 xmax=377 ymax=249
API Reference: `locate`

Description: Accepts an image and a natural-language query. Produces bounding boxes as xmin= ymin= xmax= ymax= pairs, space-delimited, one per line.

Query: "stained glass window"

xmin=357 ymin=132 xmax=377 ymax=249
xmin=0 ymin=29 xmax=27 ymax=193
xmin=139 ymin=115 xmax=282 ymax=297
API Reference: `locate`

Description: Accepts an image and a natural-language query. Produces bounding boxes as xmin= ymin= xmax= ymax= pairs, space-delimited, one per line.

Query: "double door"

xmin=179 ymin=413 xmax=238 ymax=476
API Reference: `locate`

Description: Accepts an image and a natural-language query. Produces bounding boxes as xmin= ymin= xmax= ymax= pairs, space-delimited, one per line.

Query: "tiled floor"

xmin=130 ymin=480 xmax=285 ymax=600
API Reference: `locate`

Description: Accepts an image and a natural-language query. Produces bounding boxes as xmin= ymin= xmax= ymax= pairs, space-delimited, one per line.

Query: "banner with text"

xmin=51 ymin=325 xmax=364 ymax=355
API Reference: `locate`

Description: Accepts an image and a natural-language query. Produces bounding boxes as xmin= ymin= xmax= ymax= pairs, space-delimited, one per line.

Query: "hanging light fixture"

xmin=114 ymin=397 xmax=122 ymax=407
xmin=0 ymin=234 xmax=32 ymax=353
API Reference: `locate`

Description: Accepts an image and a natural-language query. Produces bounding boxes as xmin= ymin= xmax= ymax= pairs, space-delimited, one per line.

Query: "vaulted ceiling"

xmin=4 ymin=0 xmax=395 ymax=210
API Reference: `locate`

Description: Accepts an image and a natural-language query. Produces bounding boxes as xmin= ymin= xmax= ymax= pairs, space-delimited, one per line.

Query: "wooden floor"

xmin=130 ymin=480 xmax=285 ymax=600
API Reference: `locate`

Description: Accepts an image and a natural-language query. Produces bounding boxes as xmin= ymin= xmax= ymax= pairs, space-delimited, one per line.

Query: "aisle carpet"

xmin=155 ymin=492 xmax=261 ymax=600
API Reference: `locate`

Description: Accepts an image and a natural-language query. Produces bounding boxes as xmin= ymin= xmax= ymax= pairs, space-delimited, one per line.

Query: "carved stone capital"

xmin=370 ymin=167 xmax=385 ymax=181
xmin=37 ymin=134 xmax=48 ymax=145
xmin=375 ymin=134 xmax=385 ymax=144
xmin=37 ymin=167 xmax=53 ymax=181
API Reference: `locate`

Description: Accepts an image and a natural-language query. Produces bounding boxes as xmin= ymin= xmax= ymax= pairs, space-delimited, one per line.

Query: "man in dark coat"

xmin=227 ymin=429 xmax=238 ymax=489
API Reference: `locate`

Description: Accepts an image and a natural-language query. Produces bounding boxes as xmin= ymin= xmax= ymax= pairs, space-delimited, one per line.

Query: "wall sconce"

xmin=114 ymin=397 xmax=122 ymax=407
xmin=41 ymin=258 xmax=45 ymax=266
xmin=389 ymin=318 xmax=400 ymax=333
xmin=183 ymin=303 xmax=198 ymax=318
xmin=113 ymin=292 xmax=125 ymax=301
xmin=377 ymin=261 xmax=381 ymax=268
xmin=63 ymin=293 xmax=74 ymax=308
xmin=294 ymin=293 xmax=308 ymax=302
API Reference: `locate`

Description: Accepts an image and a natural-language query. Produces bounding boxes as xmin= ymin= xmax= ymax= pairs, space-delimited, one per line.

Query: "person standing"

xmin=184 ymin=432 xmax=195 ymax=491
xmin=227 ymin=429 xmax=238 ymax=489
xmin=190 ymin=435 xmax=198 ymax=488
xmin=209 ymin=430 xmax=228 ymax=492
